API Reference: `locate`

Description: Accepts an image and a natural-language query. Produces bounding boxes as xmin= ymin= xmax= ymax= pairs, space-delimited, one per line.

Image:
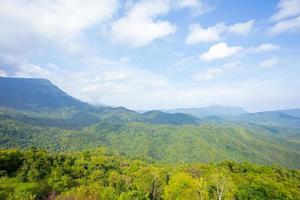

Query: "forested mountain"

xmin=1 ymin=107 xmax=300 ymax=168
xmin=230 ymin=110 xmax=300 ymax=128
xmin=142 ymin=110 xmax=200 ymax=125
xmin=161 ymin=105 xmax=247 ymax=118
xmin=0 ymin=77 xmax=300 ymax=199
xmin=0 ymin=77 xmax=89 ymax=110
xmin=0 ymin=77 xmax=300 ymax=169
xmin=0 ymin=77 xmax=202 ymax=126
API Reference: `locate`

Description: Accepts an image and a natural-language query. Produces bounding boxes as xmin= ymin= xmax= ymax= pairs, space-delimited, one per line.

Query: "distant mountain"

xmin=162 ymin=105 xmax=247 ymax=118
xmin=278 ymin=108 xmax=300 ymax=118
xmin=228 ymin=110 xmax=300 ymax=128
xmin=142 ymin=110 xmax=200 ymax=125
xmin=0 ymin=77 xmax=89 ymax=110
xmin=0 ymin=77 xmax=300 ymax=168
xmin=0 ymin=77 xmax=202 ymax=125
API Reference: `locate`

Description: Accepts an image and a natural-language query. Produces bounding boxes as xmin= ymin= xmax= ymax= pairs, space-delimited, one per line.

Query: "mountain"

xmin=231 ymin=110 xmax=300 ymax=128
xmin=0 ymin=77 xmax=89 ymax=110
xmin=142 ymin=110 xmax=200 ymax=125
xmin=162 ymin=105 xmax=247 ymax=118
xmin=0 ymin=77 xmax=300 ymax=168
xmin=278 ymin=108 xmax=300 ymax=118
xmin=1 ymin=114 xmax=299 ymax=168
xmin=0 ymin=77 xmax=202 ymax=126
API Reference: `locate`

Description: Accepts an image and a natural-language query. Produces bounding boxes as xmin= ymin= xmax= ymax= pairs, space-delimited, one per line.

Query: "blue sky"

xmin=0 ymin=0 xmax=300 ymax=111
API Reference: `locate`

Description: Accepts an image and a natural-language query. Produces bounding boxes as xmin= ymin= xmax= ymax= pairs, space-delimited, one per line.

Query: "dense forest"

xmin=1 ymin=148 xmax=300 ymax=200
xmin=1 ymin=108 xmax=300 ymax=168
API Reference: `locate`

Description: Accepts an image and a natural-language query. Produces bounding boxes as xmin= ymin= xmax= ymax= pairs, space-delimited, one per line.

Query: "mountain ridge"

xmin=0 ymin=77 xmax=300 ymax=168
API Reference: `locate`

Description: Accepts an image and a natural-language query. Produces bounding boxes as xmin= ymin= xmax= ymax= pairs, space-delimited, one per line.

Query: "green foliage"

xmin=164 ymin=172 xmax=204 ymax=200
xmin=1 ymin=114 xmax=300 ymax=168
xmin=0 ymin=149 xmax=299 ymax=200
xmin=0 ymin=149 xmax=23 ymax=175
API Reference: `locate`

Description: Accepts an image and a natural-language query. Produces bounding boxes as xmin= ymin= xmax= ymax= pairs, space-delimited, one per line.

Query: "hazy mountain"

xmin=0 ymin=77 xmax=89 ymax=110
xmin=142 ymin=110 xmax=201 ymax=125
xmin=0 ymin=77 xmax=202 ymax=126
xmin=231 ymin=110 xmax=300 ymax=128
xmin=161 ymin=105 xmax=247 ymax=118
xmin=278 ymin=108 xmax=300 ymax=118
xmin=1 ymin=77 xmax=300 ymax=168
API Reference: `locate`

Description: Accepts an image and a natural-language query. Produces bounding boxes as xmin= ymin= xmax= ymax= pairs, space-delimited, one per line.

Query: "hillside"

xmin=0 ymin=77 xmax=89 ymax=110
xmin=1 ymin=110 xmax=300 ymax=168
xmin=0 ymin=77 xmax=300 ymax=169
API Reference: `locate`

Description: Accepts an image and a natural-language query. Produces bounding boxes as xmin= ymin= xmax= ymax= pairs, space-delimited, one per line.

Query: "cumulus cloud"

xmin=271 ymin=0 xmax=300 ymax=21
xmin=186 ymin=20 xmax=254 ymax=44
xmin=260 ymin=58 xmax=278 ymax=68
xmin=186 ymin=23 xmax=224 ymax=44
xmin=0 ymin=0 xmax=117 ymax=44
xmin=269 ymin=16 xmax=300 ymax=35
xmin=0 ymin=53 xmax=54 ymax=78
xmin=227 ymin=20 xmax=255 ymax=35
xmin=110 ymin=0 xmax=176 ymax=47
xmin=195 ymin=61 xmax=241 ymax=80
xmin=200 ymin=42 xmax=242 ymax=61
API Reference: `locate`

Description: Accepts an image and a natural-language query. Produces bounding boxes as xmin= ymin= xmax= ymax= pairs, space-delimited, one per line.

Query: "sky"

xmin=0 ymin=0 xmax=300 ymax=112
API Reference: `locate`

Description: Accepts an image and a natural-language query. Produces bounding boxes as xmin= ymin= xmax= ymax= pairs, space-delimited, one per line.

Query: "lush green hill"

xmin=0 ymin=77 xmax=299 ymax=169
xmin=142 ymin=110 xmax=200 ymax=125
xmin=1 ymin=112 xmax=299 ymax=168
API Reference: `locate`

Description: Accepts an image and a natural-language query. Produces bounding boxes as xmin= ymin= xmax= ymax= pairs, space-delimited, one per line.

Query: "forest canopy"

xmin=0 ymin=148 xmax=300 ymax=200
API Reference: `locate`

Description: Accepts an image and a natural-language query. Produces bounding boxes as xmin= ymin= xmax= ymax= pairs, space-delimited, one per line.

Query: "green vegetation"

xmin=1 ymin=77 xmax=300 ymax=199
xmin=1 ymin=108 xmax=300 ymax=168
xmin=0 ymin=148 xmax=299 ymax=200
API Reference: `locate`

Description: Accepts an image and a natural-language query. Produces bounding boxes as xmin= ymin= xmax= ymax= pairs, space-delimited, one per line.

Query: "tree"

xmin=208 ymin=168 xmax=236 ymax=200
xmin=164 ymin=172 xmax=208 ymax=200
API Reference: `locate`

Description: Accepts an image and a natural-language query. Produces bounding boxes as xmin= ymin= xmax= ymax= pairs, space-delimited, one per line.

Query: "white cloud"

xmin=0 ymin=0 xmax=117 ymax=42
xmin=228 ymin=20 xmax=255 ymax=35
xmin=260 ymin=58 xmax=278 ymax=68
xmin=186 ymin=23 xmax=224 ymax=44
xmin=200 ymin=42 xmax=242 ymax=61
xmin=195 ymin=61 xmax=241 ymax=80
xmin=176 ymin=0 xmax=214 ymax=15
xmin=0 ymin=53 xmax=54 ymax=78
xmin=186 ymin=20 xmax=254 ymax=44
xmin=0 ymin=70 xmax=7 ymax=77
xmin=15 ymin=63 xmax=53 ymax=78
xmin=253 ymin=43 xmax=280 ymax=53
xmin=269 ymin=16 xmax=300 ymax=35
xmin=110 ymin=0 xmax=176 ymax=47
xmin=271 ymin=0 xmax=300 ymax=21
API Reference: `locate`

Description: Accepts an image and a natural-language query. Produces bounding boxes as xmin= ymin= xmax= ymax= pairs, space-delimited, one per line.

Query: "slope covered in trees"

xmin=0 ymin=148 xmax=299 ymax=200
xmin=1 ymin=110 xmax=300 ymax=168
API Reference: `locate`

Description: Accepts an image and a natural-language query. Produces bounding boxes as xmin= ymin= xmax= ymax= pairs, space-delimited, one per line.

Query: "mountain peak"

xmin=0 ymin=77 xmax=89 ymax=110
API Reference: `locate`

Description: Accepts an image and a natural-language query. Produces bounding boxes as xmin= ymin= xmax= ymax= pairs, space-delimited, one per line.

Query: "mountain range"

xmin=0 ymin=77 xmax=300 ymax=168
